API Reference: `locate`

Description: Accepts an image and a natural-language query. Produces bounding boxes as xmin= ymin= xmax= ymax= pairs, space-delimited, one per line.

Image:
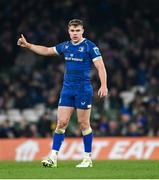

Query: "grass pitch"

xmin=0 ymin=160 xmax=159 ymax=179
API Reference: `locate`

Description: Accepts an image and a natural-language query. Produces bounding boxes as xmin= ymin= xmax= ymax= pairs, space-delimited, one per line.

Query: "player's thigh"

xmin=76 ymin=108 xmax=91 ymax=125
xmin=75 ymin=90 xmax=93 ymax=109
xmin=59 ymin=87 xmax=75 ymax=108
xmin=57 ymin=106 xmax=74 ymax=127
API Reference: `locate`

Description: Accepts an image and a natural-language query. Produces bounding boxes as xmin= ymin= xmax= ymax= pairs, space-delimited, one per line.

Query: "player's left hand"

xmin=98 ymin=86 xmax=108 ymax=98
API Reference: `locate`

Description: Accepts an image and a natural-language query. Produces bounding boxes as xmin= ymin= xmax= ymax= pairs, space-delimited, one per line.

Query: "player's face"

xmin=68 ymin=25 xmax=84 ymax=43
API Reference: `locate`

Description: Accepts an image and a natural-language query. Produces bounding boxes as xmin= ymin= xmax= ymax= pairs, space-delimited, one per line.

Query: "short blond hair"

xmin=68 ymin=19 xmax=84 ymax=28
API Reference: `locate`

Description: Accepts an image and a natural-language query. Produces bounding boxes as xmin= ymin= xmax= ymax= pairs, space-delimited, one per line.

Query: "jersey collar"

xmin=71 ymin=38 xmax=86 ymax=46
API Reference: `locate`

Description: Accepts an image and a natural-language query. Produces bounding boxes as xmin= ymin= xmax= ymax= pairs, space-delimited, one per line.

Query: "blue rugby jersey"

xmin=53 ymin=38 xmax=101 ymax=86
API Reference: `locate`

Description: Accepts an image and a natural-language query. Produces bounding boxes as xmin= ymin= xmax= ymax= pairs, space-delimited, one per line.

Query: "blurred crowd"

xmin=0 ymin=0 xmax=159 ymax=138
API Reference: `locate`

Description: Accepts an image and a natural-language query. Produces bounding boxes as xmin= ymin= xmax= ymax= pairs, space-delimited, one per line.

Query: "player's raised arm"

xmin=17 ymin=34 xmax=56 ymax=56
xmin=93 ymin=57 xmax=108 ymax=98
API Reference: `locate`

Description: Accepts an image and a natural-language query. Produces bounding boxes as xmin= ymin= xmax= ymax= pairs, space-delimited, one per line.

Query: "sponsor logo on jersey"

xmin=65 ymin=56 xmax=83 ymax=61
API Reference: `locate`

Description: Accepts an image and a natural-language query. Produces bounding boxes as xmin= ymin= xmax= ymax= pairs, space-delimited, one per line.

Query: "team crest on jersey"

xmin=65 ymin=45 xmax=69 ymax=49
xmin=93 ymin=47 xmax=100 ymax=55
xmin=78 ymin=46 xmax=84 ymax=52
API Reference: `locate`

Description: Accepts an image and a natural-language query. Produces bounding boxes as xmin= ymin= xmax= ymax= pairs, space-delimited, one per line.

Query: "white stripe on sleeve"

xmin=53 ymin=46 xmax=59 ymax=55
xmin=92 ymin=56 xmax=102 ymax=62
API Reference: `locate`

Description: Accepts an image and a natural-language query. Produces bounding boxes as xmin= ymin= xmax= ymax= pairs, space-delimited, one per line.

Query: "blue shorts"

xmin=59 ymin=84 xmax=93 ymax=109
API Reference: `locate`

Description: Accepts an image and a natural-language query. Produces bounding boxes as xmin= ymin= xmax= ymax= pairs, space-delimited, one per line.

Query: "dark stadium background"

xmin=0 ymin=0 xmax=159 ymax=138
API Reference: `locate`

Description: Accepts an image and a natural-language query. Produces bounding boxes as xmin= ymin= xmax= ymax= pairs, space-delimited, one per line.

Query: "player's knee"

xmin=57 ymin=119 xmax=68 ymax=129
xmin=79 ymin=120 xmax=90 ymax=130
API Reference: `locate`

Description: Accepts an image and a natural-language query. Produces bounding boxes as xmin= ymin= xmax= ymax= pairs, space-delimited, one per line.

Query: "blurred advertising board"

xmin=1 ymin=137 xmax=159 ymax=161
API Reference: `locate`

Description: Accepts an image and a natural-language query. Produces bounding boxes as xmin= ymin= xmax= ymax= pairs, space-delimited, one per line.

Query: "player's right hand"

xmin=17 ymin=34 xmax=30 ymax=48
xmin=98 ymin=86 xmax=108 ymax=98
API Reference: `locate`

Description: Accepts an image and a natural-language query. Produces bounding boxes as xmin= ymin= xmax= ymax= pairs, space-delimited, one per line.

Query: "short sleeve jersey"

xmin=54 ymin=38 xmax=102 ymax=86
